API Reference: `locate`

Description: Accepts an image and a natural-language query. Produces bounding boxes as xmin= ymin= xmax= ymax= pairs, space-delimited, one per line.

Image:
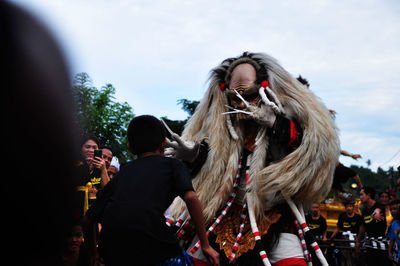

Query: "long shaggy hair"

xmin=168 ymin=52 xmax=340 ymax=225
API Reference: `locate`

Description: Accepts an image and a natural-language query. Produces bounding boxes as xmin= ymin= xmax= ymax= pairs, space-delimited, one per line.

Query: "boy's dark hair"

xmin=363 ymin=186 xmax=376 ymax=199
xmin=127 ymin=115 xmax=166 ymax=155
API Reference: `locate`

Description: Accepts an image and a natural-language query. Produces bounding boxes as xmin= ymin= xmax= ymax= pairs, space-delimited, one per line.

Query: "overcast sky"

xmin=13 ymin=0 xmax=400 ymax=171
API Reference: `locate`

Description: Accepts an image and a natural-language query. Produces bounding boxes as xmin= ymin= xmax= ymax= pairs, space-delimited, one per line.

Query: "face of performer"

xmin=228 ymin=63 xmax=259 ymax=109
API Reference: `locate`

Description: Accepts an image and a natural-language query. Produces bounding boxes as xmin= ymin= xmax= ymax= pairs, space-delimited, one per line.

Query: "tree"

xmin=73 ymin=72 xmax=134 ymax=163
xmin=162 ymin=99 xmax=200 ymax=135
xmin=177 ymin=99 xmax=200 ymax=116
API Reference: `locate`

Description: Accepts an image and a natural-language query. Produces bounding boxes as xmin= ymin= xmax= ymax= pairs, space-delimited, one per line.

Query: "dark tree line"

xmin=72 ymin=72 xmax=398 ymax=196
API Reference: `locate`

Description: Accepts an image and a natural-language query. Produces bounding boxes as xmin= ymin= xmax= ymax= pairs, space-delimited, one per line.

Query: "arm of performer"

xmin=183 ymin=190 xmax=220 ymax=266
xmin=340 ymin=150 xmax=362 ymax=160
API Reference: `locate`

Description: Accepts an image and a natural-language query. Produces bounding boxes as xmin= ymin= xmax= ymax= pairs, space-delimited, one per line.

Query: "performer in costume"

xmin=165 ymin=52 xmax=340 ymax=265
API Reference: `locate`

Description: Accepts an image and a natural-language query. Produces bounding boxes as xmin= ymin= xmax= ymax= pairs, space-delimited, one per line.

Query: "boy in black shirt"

xmin=86 ymin=115 xmax=219 ymax=265
xmin=331 ymin=199 xmax=363 ymax=239
xmin=356 ymin=186 xmax=390 ymax=266
xmin=331 ymin=199 xmax=363 ymax=265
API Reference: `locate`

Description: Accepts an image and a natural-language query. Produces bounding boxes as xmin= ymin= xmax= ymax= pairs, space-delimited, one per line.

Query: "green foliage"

xmin=338 ymin=164 xmax=400 ymax=197
xmin=72 ymin=72 xmax=134 ymax=163
xmin=163 ymin=99 xmax=200 ymax=135
xmin=177 ymin=99 xmax=200 ymax=117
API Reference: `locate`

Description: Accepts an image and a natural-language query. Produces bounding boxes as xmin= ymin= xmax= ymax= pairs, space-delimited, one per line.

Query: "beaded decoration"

xmin=228 ymin=201 xmax=248 ymax=263
xmin=188 ymin=156 xmax=243 ymax=253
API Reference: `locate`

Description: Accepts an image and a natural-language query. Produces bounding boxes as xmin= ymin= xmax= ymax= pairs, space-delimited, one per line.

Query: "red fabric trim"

xmin=288 ymin=120 xmax=298 ymax=148
xmin=272 ymin=257 xmax=307 ymax=266
xmin=313 ymin=244 xmax=320 ymax=251
xmin=300 ymin=223 xmax=307 ymax=229
xmin=192 ymin=256 xmax=211 ymax=266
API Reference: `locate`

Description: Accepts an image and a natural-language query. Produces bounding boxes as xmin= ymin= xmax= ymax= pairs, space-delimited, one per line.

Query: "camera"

xmin=94 ymin=149 xmax=102 ymax=158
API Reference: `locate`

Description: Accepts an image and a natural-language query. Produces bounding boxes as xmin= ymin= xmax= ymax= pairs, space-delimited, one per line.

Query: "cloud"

xmin=14 ymin=0 xmax=400 ymax=170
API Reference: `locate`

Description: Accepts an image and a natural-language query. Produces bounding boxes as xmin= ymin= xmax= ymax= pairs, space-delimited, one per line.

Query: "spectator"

xmin=388 ymin=200 xmax=400 ymax=265
xmin=330 ymin=198 xmax=363 ymax=265
xmin=79 ymin=134 xmax=100 ymax=168
xmin=77 ymin=136 xmax=111 ymax=208
xmin=100 ymin=146 xmax=113 ymax=170
xmin=388 ymin=189 xmax=396 ymax=203
xmin=58 ymin=220 xmax=89 ymax=266
xmin=356 ymin=186 xmax=390 ymax=266
xmin=3 ymin=1 xmax=81 ymax=264
xmin=391 ymin=200 xmax=400 ymax=223
xmin=331 ymin=198 xmax=363 ymax=238
xmin=77 ymin=134 xmax=99 ymax=184
xmin=306 ymin=202 xmax=328 ymax=242
xmin=379 ymin=191 xmax=393 ymax=225
xmin=107 ymin=156 xmax=120 ymax=179
xmin=85 ymin=115 xmax=219 ymax=265
xmin=76 ymin=135 xmax=103 ymax=213
xmin=305 ymin=202 xmax=328 ymax=266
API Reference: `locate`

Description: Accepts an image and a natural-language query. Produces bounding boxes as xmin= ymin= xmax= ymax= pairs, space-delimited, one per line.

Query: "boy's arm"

xmin=183 ymin=190 xmax=220 ymax=266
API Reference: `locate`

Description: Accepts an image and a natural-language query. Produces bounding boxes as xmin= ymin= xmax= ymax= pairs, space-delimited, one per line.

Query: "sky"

xmin=13 ymin=0 xmax=400 ymax=171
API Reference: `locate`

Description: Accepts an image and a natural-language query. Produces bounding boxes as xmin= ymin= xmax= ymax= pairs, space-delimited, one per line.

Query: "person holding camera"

xmin=77 ymin=135 xmax=111 ymax=212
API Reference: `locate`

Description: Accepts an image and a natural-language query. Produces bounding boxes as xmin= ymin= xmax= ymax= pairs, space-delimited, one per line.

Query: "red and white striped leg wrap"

xmin=176 ymin=219 xmax=191 ymax=239
xmin=311 ymin=242 xmax=321 ymax=252
xmin=166 ymin=218 xmax=174 ymax=227
xmin=189 ymin=157 xmax=243 ymax=254
xmin=252 ymin=230 xmax=271 ymax=266
xmin=285 ymin=196 xmax=328 ymax=266
xmin=175 ymin=218 xmax=184 ymax=228
xmin=228 ymin=201 xmax=248 ymax=263
xmin=294 ymin=219 xmax=311 ymax=263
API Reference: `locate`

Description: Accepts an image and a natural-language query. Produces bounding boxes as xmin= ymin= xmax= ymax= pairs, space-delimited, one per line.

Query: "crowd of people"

xmin=304 ymin=186 xmax=400 ymax=266
xmin=6 ymin=1 xmax=399 ymax=265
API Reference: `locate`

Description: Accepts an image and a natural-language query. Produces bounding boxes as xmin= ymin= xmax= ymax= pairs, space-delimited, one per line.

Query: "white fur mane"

xmin=168 ymin=53 xmax=340 ymax=224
